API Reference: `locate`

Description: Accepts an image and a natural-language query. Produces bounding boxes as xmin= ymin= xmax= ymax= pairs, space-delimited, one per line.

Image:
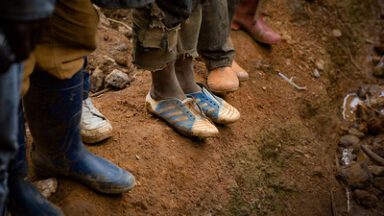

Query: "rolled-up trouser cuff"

xmin=204 ymin=58 xmax=233 ymax=71
xmin=132 ymin=2 xmax=201 ymax=71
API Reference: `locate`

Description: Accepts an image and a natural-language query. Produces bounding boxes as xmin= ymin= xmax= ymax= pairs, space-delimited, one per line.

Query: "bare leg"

xmin=232 ymin=0 xmax=281 ymax=45
xmin=150 ymin=63 xmax=186 ymax=101
xmin=175 ymin=57 xmax=201 ymax=94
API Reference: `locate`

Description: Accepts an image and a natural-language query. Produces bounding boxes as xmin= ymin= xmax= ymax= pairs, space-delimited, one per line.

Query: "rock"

xmin=373 ymin=177 xmax=384 ymax=191
xmin=114 ymin=56 xmax=128 ymax=67
xmin=118 ymin=25 xmax=132 ymax=38
xmin=332 ymin=29 xmax=342 ymax=37
xmin=312 ymin=69 xmax=320 ymax=78
xmin=337 ymin=162 xmax=372 ymax=189
xmin=99 ymin=56 xmax=115 ymax=69
xmin=339 ymin=135 xmax=360 ymax=148
xmin=352 ymin=189 xmax=378 ymax=208
xmin=32 ymin=178 xmax=58 ymax=198
xmin=368 ymin=165 xmax=384 ymax=177
xmin=348 ymin=128 xmax=364 ymax=138
xmin=373 ymin=64 xmax=384 ymax=77
xmin=315 ymin=59 xmax=325 ymax=70
xmin=105 ymin=69 xmax=131 ymax=89
xmin=90 ymin=67 xmax=105 ymax=92
xmin=115 ymin=44 xmax=129 ymax=52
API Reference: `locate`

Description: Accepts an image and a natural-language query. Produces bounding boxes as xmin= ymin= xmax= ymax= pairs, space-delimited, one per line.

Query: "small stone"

xmin=114 ymin=56 xmax=128 ymax=67
xmin=332 ymin=29 xmax=342 ymax=37
xmin=368 ymin=165 xmax=384 ymax=177
xmin=118 ymin=26 xmax=132 ymax=38
xmin=373 ymin=177 xmax=384 ymax=191
xmin=135 ymin=155 xmax=141 ymax=160
xmin=115 ymin=44 xmax=129 ymax=52
xmin=312 ymin=69 xmax=320 ymax=78
xmin=90 ymin=67 xmax=105 ymax=92
xmin=339 ymin=135 xmax=360 ymax=148
xmin=352 ymin=189 xmax=378 ymax=208
xmin=32 ymin=178 xmax=58 ymax=198
xmin=262 ymin=86 xmax=267 ymax=91
xmin=337 ymin=162 xmax=372 ymax=189
xmin=348 ymin=128 xmax=364 ymax=138
xmin=373 ymin=64 xmax=384 ymax=77
xmin=315 ymin=59 xmax=325 ymax=70
xmin=105 ymin=69 xmax=131 ymax=89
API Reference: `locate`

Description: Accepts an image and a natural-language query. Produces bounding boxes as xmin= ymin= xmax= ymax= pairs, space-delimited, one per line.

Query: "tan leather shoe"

xmin=231 ymin=61 xmax=249 ymax=81
xmin=207 ymin=67 xmax=239 ymax=94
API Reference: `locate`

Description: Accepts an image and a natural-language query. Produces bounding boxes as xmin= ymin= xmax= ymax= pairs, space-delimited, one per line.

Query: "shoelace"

xmin=184 ymin=97 xmax=214 ymax=124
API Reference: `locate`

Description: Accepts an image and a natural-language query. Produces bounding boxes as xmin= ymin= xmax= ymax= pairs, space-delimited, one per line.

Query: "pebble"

xmin=105 ymin=69 xmax=131 ymax=89
xmin=337 ymin=162 xmax=372 ymax=189
xmin=315 ymin=59 xmax=325 ymax=70
xmin=118 ymin=25 xmax=132 ymax=38
xmin=32 ymin=178 xmax=58 ymax=198
xmin=332 ymin=29 xmax=342 ymax=37
xmin=90 ymin=67 xmax=105 ymax=92
xmin=352 ymin=189 xmax=378 ymax=208
xmin=114 ymin=56 xmax=128 ymax=67
xmin=368 ymin=165 xmax=384 ymax=177
xmin=339 ymin=135 xmax=360 ymax=148
xmin=373 ymin=64 xmax=384 ymax=77
xmin=115 ymin=44 xmax=129 ymax=52
xmin=312 ymin=69 xmax=320 ymax=78
xmin=348 ymin=128 xmax=364 ymax=138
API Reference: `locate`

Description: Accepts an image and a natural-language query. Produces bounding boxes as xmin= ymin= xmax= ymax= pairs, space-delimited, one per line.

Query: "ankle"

xmin=150 ymin=87 xmax=185 ymax=101
xmin=179 ymin=82 xmax=201 ymax=94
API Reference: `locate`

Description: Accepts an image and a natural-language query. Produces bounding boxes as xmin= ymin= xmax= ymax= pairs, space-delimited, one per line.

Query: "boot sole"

xmin=33 ymin=157 xmax=136 ymax=194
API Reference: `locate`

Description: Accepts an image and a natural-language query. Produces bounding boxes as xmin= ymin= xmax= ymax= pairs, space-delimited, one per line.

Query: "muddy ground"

xmin=30 ymin=0 xmax=384 ymax=215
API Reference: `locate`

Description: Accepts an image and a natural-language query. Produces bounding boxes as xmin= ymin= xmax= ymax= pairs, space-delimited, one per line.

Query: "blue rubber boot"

xmin=7 ymin=105 xmax=64 ymax=216
xmin=23 ymin=71 xmax=135 ymax=194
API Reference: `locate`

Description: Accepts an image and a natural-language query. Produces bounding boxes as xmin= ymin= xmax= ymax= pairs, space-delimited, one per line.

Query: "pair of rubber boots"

xmin=7 ymin=70 xmax=135 ymax=215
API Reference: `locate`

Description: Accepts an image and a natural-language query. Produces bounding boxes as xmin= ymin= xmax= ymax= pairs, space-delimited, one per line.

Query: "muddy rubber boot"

xmin=7 ymin=107 xmax=64 ymax=216
xmin=23 ymin=71 xmax=135 ymax=194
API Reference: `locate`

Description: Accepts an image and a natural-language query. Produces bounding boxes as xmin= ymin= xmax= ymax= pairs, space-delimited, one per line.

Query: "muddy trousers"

xmin=0 ymin=64 xmax=22 ymax=213
xmin=132 ymin=1 xmax=202 ymax=70
xmin=197 ymin=0 xmax=236 ymax=70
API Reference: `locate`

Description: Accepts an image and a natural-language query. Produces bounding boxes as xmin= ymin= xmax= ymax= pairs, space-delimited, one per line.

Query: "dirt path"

xmin=40 ymin=0 xmax=383 ymax=215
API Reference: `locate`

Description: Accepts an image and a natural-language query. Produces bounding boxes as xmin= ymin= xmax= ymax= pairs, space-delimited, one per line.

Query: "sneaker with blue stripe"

xmin=186 ymin=84 xmax=240 ymax=124
xmin=145 ymin=92 xmax=219 ymax=138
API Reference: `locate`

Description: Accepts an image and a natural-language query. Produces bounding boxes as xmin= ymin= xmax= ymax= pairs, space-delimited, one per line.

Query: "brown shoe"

xmin=207 ymin=67 xmax=239 ymax=94
xmin=231 ymin=61 xmax=249 ymax=81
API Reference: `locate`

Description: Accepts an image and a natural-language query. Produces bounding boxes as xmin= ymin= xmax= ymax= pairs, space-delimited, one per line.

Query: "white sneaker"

xmin=81 ymin=98 xmax=113 ymax=144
